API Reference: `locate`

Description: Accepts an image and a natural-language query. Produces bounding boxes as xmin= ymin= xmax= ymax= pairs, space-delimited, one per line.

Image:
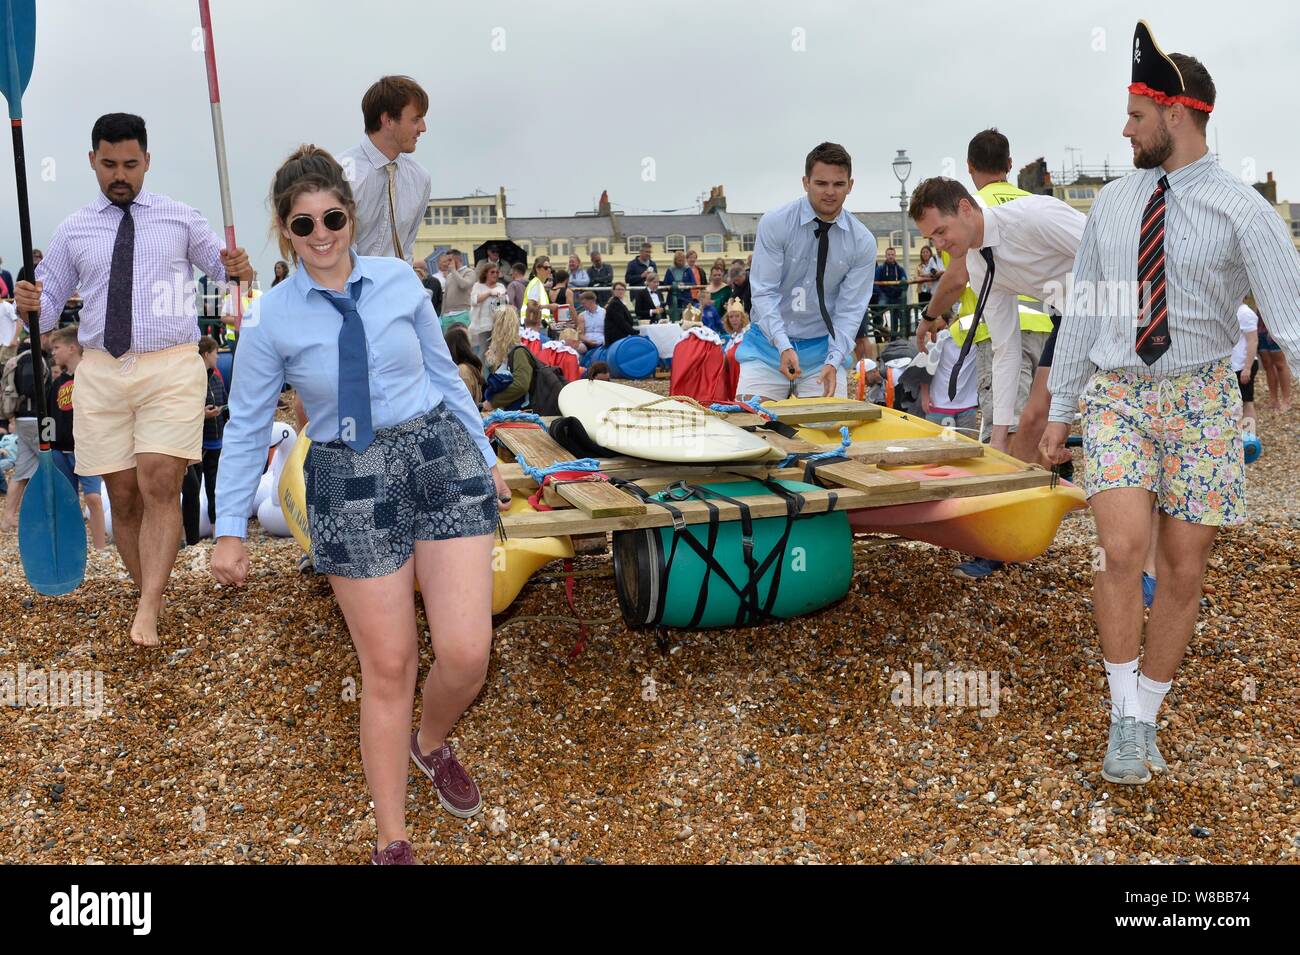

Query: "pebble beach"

xmin=1 ymin=390 xmax=1296 ymax=865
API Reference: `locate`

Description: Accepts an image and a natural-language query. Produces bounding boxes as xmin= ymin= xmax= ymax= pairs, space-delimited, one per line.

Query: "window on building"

xmin=702 ymin=234 xmax=724 ymax=254
xmin=665 ymin=234 xmax=686 ymax=253
xmin=889 ymin=231 xmax=904 ymax=249
xmin=740 ymin=233 xmax=756 ymax=252
xmin=625 ymin=235 xmax=647 ymax=254
xmin=423 ymin=207 xmax=433 ymax=225
xmin=469 ymin=206 xmax=498 ymax=224
xmin=588 ymin=238 xmax=609 ymax=255
xmin=518 ymin=241 xmax=532 ymax=258
xmin=1291 ymin=220 xmax=1300 ymax=238
xmin=550 ymin=239 xmax=571 ymax=257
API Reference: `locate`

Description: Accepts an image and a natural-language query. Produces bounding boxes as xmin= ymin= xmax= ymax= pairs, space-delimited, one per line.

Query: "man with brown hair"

xmin=1040 ymin=22 xmax=1300 ymax=785
xmin=909 ymin=177 xmax=1084 ymax=455
xmin=736 ymin=142 xmax=875 ymax=400
xmin=338 ymin=75 xmax=431 ymax=263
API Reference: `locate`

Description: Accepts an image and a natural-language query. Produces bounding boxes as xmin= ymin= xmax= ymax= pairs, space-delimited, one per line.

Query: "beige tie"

xmin=385 ymin=162 xmax=404 ymax=260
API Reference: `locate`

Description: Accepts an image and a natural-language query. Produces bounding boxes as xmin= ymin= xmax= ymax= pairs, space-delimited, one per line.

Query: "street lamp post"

xmin=892 ymin=149 xmax=912 ymax=309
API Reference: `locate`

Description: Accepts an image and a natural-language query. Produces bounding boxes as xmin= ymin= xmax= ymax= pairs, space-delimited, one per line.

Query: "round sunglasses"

xmin=289 ymin=208 xmax=349 ymax=237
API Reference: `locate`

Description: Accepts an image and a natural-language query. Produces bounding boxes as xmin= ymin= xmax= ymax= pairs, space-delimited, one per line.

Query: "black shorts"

xmin=1037 ymin=312 xmax=1063 ymax=369
xmin=1237 ymin=359 xmax=1260 ymax=403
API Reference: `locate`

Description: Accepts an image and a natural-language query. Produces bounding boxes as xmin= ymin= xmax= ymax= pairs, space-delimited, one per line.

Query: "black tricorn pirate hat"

xmin=1130 ymin=20 xmax=1213 ymax=113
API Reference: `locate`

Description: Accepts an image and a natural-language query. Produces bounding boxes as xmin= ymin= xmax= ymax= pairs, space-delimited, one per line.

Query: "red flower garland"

xmin=1129 ymin=82 xmax=1214 ymax=113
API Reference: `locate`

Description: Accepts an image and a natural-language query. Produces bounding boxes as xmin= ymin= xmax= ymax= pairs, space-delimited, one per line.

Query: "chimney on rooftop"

xmin=703 ymin=185 xmax=727 ymax=213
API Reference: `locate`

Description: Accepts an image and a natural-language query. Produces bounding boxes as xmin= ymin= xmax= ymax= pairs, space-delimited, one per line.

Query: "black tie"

xmin=813 ymin=219 xmax=834 ymax=336
xmin=104 ymin=204 xmax=135 ymax=358
xmin=948 ymin=247 xmax=995 ymax=401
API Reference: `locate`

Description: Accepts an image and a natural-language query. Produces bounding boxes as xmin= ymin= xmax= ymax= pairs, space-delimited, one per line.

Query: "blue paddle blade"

xmin=18 ymin=451 xmax=87 ymax=596
xmin=0 ymin=0 xmax=36 ymax=119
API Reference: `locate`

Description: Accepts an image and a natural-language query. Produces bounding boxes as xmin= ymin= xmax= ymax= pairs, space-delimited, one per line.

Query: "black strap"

xmin=613 ymin=477 xmax=832 ymax=628
xmin=801 ymin=453 xmax=850 ymax=486
xmin=949 ymin=247 xmax=995 ymax=402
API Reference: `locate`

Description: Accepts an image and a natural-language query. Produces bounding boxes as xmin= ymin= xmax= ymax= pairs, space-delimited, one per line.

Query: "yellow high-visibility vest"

xmin=523 ymin=276 xmax=552 ymax=323
xmin=944 ymin=180 xmax=1057 ymax=346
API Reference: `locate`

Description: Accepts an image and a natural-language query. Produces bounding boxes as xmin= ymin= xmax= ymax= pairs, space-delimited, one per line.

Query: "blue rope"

xmin=778 ymin=426 xmax=851 ymax=469
xmin=483 ymin=410 xmax=545 ymax=429
xmin=514 ymin=452 xmax=604 ymax=485
xmin=708 ymin=396 xmax=778 ymax=420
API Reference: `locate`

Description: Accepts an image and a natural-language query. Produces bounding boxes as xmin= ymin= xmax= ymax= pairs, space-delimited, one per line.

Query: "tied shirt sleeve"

xmin=1047 ymin=203 xmax=1106 ymax=424
xmin=34 ymin=223 xmax=80 ymax=334
xmin=827 ymin=229 xmax=875 ymax=369
xmin=748 ymin=212 xmax=791 ymax=354
xmin=1238 ymin=205 xmax=1300 ymax=371
xmin=214 ymin=299 xmax=284 ymax=538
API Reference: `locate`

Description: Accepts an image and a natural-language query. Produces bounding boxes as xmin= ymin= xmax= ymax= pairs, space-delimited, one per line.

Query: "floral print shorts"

xmin=1081 ymin=360 xmax=1245 ymax=526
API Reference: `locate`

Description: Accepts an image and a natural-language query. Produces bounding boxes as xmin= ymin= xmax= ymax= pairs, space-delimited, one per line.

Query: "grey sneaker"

xmin=1101 ymin=716 xmax=1151 ymax=785
xmin=1139 ymin=721 xmax=1168 ymax=773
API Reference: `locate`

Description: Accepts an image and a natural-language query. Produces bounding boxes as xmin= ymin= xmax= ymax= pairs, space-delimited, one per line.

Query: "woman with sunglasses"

xmin=210 ymin=145 xmax=511 ymax=866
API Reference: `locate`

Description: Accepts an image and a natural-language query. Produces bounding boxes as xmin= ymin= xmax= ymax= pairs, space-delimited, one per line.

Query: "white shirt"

xmin=1231 ymin=303 xmax=1258 ymax=372
xmin=929 ymin=333 xmax=977 ymax=411
xmin=1048 ymin=149 xmax=1300 ymax=422
xmin=964 ymin=193 xmax=1087 ymax=426
xmin=336 ymin=136 xmax=432 ymax=263
xmin=0 ymin=300 xmax=18 ymax=348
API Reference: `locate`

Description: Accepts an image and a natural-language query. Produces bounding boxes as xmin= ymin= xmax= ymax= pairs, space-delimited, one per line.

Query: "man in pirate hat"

xmin=1041 ymin=21 xmax=1300 ymax=785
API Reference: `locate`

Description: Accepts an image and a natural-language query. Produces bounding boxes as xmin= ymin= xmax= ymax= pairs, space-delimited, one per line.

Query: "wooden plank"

xmin=759 ymin=431 xmax=984 ymax=467
xmin=807 ymin=460 xmax=918 ymax=493
xmin=500 ymin=468 xmax=1056 ymax=537
xmin=492 ymin=427 xmax=645 ymax=518
xmin=729 ymin=402 xmax=882 ymax=426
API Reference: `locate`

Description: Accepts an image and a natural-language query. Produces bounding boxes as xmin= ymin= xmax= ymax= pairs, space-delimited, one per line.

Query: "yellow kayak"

xmin=771 ymin=398 xmax=1086 ymax=563
xmin=276 ymin=432 xmax=573 ymax=613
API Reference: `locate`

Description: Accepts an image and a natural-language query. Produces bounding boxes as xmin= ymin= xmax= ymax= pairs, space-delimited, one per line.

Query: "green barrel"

xmin=612 ymin=479 xmax=852 ymax=629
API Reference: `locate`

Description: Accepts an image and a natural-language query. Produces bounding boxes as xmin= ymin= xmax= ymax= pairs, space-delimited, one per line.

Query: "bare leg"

xmin=1143 ymin=507 xmax=1159 ymax=578
xmin=1091 ymin=488 xmax=1156 ymax=665
xmin=414 ymin=535 xmax=494 ymax=751
xmin=1009 ymin=366 xmax=1052 ymax=465
xmin=101 ymin=469 xmax=143 ymax=587
xmin=84 ymin=492 xmax=108 ymax=551
xmin=1142 ymin=512 xmax=1218 ymax=682
xmin=128 ymin=453 xmax=188 ymax=647
xmin=2 ymin=477 xmax=27 ymax=531
xmin=330 ymin=563 xmax=420 ymax=851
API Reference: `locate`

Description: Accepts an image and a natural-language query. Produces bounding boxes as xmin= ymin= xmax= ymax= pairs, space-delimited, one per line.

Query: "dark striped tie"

xmin=1134 ymin=175 xmax=1170 ymax=365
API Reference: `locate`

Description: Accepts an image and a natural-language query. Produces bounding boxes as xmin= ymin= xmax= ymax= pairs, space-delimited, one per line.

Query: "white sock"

xmin=1136 ymin=672 xmax=1172 ymax=725
xmin=1104 ymin=658 xmax=1140 ymax=722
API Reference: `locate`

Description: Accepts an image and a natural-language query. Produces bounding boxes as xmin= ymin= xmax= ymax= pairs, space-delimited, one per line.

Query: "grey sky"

xmin=1 ymin=0 xmax=1296 ymax=278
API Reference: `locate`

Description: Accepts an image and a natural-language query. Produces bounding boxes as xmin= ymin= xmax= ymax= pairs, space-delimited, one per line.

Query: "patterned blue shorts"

xmin=305 ymin=404 xmax=497 ymax=579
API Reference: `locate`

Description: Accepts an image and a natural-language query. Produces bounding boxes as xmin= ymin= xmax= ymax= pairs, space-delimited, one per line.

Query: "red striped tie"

xmin=1134 ymin=175 xmax=1170 ymax=364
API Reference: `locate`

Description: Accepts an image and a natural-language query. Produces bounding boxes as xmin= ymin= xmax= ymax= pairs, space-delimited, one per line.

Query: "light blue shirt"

xmin=748 ymin=195 xmax=876 ymax=369
xmin=214 ymin=251 xmax=495 ymax=539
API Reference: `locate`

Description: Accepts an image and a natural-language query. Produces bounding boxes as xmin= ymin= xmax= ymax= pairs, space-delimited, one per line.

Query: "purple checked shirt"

xmin=35 ymin=189 xmax=228 ymax=353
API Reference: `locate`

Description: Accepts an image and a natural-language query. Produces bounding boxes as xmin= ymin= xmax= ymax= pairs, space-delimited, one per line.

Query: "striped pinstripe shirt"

xmin=1047 ymin=149 xmax=1300 ymax=423
xmin=35 ymin=190 xmax=227 ymax=353
xmin=336 ymin=136 xmax=431 ymax=264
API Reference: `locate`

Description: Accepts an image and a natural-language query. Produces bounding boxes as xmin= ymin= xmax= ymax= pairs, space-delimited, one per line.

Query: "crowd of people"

xmin=4 ymin=20 xmax=1300 ymax=864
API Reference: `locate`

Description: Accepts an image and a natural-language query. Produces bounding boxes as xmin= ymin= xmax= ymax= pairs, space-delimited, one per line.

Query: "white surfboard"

xmin=558 ymin=379 xmax=782 ymax=464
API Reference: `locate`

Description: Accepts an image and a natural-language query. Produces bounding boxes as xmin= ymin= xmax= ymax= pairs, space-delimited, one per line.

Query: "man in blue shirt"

xmin=736 ymin=142 xmax=875 ymax=400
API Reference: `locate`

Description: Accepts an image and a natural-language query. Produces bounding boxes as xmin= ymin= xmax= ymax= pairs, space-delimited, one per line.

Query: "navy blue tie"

xmin=104 ymin=203 xmax=135 ymax=358
xmin=319 ymin=281 xmax=374 ymax=452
